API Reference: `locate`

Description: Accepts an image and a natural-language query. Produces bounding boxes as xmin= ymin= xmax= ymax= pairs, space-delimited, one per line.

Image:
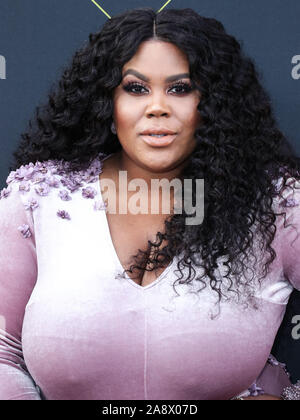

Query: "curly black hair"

xmin=9 ymin=7 xmax=300 ymax=317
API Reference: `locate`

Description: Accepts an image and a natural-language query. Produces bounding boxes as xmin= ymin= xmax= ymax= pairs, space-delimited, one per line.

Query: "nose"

xmin=145 ymin=91 xmax=170 ymax=118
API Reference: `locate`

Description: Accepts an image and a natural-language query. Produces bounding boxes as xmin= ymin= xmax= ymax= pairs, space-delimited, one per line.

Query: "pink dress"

xmin=0 ymin=152 xmax=298 ymax=400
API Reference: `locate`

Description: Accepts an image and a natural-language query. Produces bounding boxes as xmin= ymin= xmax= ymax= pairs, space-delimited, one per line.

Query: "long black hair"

xmin=9 ymin=7 xmax=300 ymax=316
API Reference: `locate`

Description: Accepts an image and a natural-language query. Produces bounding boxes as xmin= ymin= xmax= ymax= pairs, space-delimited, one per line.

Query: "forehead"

xmin=122 ymin=40 xmax=189 ymax=77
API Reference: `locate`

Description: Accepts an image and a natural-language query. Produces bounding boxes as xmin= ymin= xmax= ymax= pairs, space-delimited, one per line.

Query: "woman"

xmin=0 ymin=7 xmax=299 ymax=400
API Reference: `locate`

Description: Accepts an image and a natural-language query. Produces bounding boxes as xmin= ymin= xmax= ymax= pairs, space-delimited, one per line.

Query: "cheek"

xmin=182 ymin=110 xmax=201 ymax=132
xmin=114 ymin=102 xmax=137 ymax=131
xmin=179 ymin=97 xmax=201 ymax=125
xmin=114 ymin=112 xmax=129 ymax=129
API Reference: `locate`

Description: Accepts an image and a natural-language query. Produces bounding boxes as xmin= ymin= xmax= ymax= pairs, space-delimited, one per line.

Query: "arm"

xmin=0 ymin=177 xmax=41 ymax=400
xmin=231 ymin=354 xmax=293 ymax=400
xmin=231 ymin=354 xmax=292 ymax=400
xmin=232 ymin=177 xmax=300 ymax=401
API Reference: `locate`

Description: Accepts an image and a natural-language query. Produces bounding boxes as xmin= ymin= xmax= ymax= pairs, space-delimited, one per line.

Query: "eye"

xmin=122 ymin=81 xmax=148 ymax=94
xmin=169 ymin=81 xmax=193 ymax=94
xmin=122 ymin=80 xmax=193 ymax=95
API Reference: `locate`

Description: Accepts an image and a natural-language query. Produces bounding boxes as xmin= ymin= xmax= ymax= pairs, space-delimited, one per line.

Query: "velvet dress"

xmin=0 ymin=152 xmax=299 ymax=400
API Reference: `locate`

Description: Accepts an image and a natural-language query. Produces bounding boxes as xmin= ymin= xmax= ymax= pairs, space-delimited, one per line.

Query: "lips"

xmin=140 ymin=128 xmax=177 ymax=135
xmin=140 ymin=133 xmax=177 ymax=147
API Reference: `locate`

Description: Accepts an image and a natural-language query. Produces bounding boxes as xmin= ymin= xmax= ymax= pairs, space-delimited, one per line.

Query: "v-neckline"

xmin=94 ymin=153 xmax=175 ymax=290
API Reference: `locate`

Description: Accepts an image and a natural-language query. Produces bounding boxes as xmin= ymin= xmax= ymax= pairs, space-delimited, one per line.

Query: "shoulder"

xmin=1 ymin=154 xmax=106 ymax=222
xmin=2 ymin=154 xmax=104 ymax=199
xmin=271 ymin=175 xmax=300 ymax=212
xmin=271 ymin=174 xmax=300 ymax=248
xmin=271 ymin=175 xmax=300 ymax=291
xmin=1 ymin=159 xmax=66 ymax=212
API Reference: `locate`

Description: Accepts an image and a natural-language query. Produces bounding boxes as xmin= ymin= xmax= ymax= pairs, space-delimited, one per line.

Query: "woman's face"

xmin=112 ymin=40 xmax=202 ymax=173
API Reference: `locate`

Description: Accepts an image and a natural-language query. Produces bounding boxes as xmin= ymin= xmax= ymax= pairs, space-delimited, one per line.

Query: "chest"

xmin=104 ymin=210 xmax=171 ymax=286
xmin=22 ymin=273 xmax=280 ymax=400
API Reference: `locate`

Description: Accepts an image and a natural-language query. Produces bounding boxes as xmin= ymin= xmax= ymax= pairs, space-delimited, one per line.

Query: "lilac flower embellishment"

xmin=24 ymin=198 xmax=39 ymax=211
xmin=6 ymin=161 xmax=52 ymax=186
xmin=18 ymin=181 xmax=31 ymax=193
xmin=82 ymin=186 xmax=97 ymax=199
xmin=17 ymin=224 xmax=32 ymax=238
xmin=45 ymin=176 xmax=60 ymax=188
xmin=14 ymin=165 xmax=36 ymax=182
xmin=0 ymin=186 xmax=12 ymax=199
xmin=83 ymin=156 xmax=103 ymax=183
xmin=58 ymin=189 xmax=72 ymax=201
xmin=6 ymin=171 xmax=16 ymax=184
xmin=57 ymin=210 xmax=71 ymax=220
xmin=267 ymin=354 xmax=290 ymax=376
xmin=34 ymin=182 xmax=50 ymax=196
xmin=31 ymin=172 xmax=46 ymax=184
xmin=247 ymin=381 xmax=264 ymax=397
xmin=267 ymin=354 xmax=280 ymax=366
xmin=282 ymin=197 xmax=299 ymax=208
xmin=61 ymin=174 xmax=83 ymax=192
xmin=94 ymin=199 xmax=107 ymax=211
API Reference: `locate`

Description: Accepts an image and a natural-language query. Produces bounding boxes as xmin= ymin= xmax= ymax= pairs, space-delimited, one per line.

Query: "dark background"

xmin=0 ymin=0 xmax=300 ymax=382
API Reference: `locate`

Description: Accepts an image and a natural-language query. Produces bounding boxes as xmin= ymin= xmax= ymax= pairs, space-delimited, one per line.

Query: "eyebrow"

xmin=122 ymin=69 xmax=190 ymax=82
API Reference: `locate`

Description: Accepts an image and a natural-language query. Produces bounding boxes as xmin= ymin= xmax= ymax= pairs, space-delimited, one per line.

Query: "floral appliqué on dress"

xmin=0 ymin=153 xmax=108 ymax=239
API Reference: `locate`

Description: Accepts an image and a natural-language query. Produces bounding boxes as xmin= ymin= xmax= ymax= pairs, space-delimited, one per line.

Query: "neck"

xmin=114 ymin=150 xmax=188 ymax=193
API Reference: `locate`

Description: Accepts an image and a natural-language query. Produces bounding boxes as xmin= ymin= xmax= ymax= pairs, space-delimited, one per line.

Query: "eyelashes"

xmin=122 ymin=80 xmax=194 ymax=95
